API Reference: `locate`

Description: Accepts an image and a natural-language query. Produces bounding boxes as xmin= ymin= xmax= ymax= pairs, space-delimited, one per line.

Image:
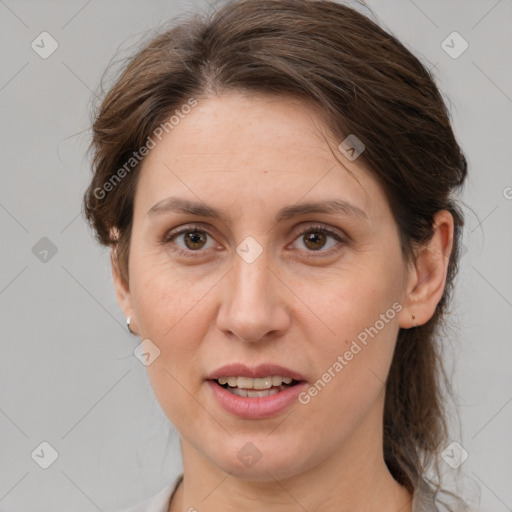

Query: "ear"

xmin=398 ymin=210 xmax=454 ymax=329
xmin=111 ymin=246 xmax=138 ymax=334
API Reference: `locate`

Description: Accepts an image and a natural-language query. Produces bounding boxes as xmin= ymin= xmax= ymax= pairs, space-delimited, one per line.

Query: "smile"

xmin=216 ymin=375 xmax=297 ymax=397
xmin=207 ymin=377 xmax=306 ymax=419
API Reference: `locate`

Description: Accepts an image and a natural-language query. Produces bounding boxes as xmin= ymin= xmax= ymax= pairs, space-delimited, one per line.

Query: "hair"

xmin=83 ymin=0 xmax=469 ymax=507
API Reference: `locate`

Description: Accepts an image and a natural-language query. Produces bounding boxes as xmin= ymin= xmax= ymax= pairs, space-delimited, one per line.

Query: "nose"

xmin=216 ymin=250 xmax=290 ymax=343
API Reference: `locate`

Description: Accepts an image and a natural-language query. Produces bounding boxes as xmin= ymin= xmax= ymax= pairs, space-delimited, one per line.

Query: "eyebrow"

xmin=146 ymin=196 xmax=369 ymax=222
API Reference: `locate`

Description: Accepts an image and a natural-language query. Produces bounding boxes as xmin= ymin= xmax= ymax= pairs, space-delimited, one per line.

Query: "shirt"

xmin=122 ymin=473 xmax=465 ymax=512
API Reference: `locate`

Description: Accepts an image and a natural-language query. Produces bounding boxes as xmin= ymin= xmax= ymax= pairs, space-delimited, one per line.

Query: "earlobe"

xmin=110 ymin=247 xmax=137 ymax=332
xmin=398 ymin=210 xmax=454 ymax=329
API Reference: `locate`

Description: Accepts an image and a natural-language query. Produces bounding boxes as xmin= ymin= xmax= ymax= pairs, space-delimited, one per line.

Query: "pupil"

xmin=185 ymin=231 xmax=206 ymax=249
xmin=305 ymin=232 xmax=325 ymax=250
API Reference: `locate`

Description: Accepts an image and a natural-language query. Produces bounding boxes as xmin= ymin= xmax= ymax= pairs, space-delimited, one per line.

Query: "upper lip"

xmin=206 ymin=363 xmax=307 ymax=382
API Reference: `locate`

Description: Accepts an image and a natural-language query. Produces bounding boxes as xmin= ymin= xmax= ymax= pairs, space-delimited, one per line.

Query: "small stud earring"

xmin=126 ymin=317 xmax=135 ymax=334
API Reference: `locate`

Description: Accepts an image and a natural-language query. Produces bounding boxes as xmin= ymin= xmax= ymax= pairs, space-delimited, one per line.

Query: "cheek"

xmin=130 ymin=253 xmax=215 ymax=340
xmin=299 ymin=319 xmax=398 ymax=445
xmin=129 ymin=258 xmax=214 ymax=380
xmin=294 ymin=259 xmax=403 ymax=342
xmin=298 ymin=265 xmax=402 ymax=412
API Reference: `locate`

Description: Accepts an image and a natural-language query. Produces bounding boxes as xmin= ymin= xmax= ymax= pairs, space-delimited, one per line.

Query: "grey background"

xmin=0 ymin=0 xmax=511 ymax=510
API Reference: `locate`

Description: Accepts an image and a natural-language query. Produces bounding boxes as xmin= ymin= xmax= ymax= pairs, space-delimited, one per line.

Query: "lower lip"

xmin=206 ymin=380 xmax=308 ymax=419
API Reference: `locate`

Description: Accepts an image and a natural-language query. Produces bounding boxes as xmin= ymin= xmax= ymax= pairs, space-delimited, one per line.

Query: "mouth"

xmin=211 ymin=375 xmax=302 ymax=398
xmin=205 ymin=363 xmax=308 ymax=418
xmin=205 ymin=364 xmax=308 ymax=419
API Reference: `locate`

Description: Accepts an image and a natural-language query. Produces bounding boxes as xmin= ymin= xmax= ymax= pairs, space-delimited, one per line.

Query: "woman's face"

xmin=116 ymin=92 xmax=416 ymax=480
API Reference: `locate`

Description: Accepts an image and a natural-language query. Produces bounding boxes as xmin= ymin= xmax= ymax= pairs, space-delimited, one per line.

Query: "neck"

xmin=169 ymin=394 xmax=413 ymax=512
xmin=170 ymin=466 xmax=412 ymax=512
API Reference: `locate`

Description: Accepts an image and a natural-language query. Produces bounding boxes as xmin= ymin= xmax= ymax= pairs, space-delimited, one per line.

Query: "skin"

xmin=112 ymin=92 xmax=454 ymax=512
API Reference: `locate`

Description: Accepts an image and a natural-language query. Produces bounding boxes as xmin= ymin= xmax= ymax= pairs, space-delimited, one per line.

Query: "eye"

xmin=163 ymin=224 xmax=218 ymax=256
xmin=163 ymin=223 xmax=346 ymax=258
xmin=290 ymin=225 xmax=345 ymax=254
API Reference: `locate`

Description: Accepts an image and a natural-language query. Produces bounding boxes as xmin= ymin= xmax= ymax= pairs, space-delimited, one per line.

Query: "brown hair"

xmin=83 ymin=0 xmax=468 ymax=505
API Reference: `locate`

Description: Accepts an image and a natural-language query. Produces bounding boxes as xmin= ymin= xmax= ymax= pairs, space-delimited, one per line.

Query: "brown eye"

xmin=182 ymin=230 xmax=208 ymax=250
xmin=164 ymin=225 xmax=217 ymax=256
xmin=303 ymin=231 xmax=327 ymax=251
xmin=291 ymin=226 xmax=345 ymax=255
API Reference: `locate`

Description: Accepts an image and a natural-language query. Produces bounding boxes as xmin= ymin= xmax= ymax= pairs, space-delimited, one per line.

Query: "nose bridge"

xmin=232 ymin=250 xmax=269 ymax=306
xmin=217 ymin=245 xmax=288 ymax=342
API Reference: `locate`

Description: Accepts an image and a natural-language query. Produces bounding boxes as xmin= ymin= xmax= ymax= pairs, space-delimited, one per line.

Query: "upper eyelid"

xmin=165 ymin=221 xmax=344 ymax=237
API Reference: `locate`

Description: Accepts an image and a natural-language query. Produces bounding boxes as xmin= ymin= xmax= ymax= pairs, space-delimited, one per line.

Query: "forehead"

xmin=159 ymin=93 xmax=337 ymax=164
xmin=134 ymin=93 xmax=385 ymax=222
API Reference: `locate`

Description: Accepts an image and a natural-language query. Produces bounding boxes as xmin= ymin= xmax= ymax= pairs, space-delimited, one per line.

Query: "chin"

xmin=205 ymin=436 xmax=312 ymax=482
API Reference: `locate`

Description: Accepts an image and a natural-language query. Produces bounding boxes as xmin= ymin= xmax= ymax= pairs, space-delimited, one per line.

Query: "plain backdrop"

xmin=0 ymin=0 xmax=511 ymax=511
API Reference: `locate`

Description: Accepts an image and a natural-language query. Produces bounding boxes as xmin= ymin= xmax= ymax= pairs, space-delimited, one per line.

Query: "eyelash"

xmin=162 ymin=223 xmax=346 ymax=258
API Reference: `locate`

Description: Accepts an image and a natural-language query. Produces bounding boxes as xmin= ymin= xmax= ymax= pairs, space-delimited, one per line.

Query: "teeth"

xmin=225 ymin=385 xmax=292 ymax=397
xmin=228 ymin=387 xmax=281 ymax=398
xmin=217 ymin=375 xmax=295 ymax=389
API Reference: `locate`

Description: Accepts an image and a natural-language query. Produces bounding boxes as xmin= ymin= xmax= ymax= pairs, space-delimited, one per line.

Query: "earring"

xmin=126 ymin=317 xmax=135 ymax=334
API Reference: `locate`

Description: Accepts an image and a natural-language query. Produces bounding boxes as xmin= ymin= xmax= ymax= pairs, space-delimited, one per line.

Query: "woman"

xmin=83 ymin=0 xmax=472 ymax=510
